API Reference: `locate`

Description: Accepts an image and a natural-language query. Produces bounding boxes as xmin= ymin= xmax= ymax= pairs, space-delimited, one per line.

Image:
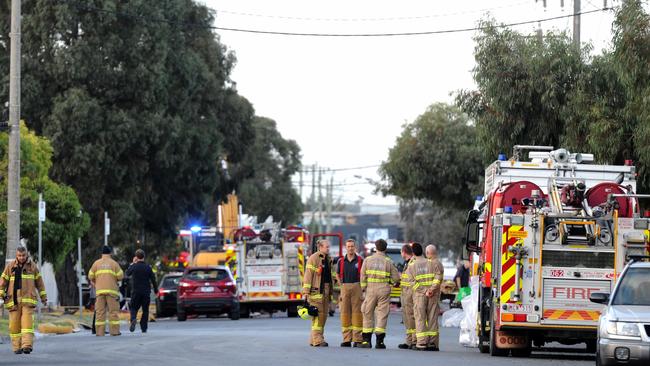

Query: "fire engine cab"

xmin=464 ymin=145 xmax=650 ymax=356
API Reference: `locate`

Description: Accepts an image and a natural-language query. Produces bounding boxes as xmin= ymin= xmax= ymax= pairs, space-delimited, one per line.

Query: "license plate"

xmin=505 ymin=304 xmax=532 ymax=313
xmin=200 ymin=286 xmax=214 ymax=293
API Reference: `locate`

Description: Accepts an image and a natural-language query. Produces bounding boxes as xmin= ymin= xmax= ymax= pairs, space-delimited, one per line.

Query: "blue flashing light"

xmin=498 ymin=153 xmax=507 ymax=161
xmin=504 ymin=206 xmax=513 ymax=214
xmin=190 ymin=226 xmax=202 ymax=233
xmin=475 ymin=195 xmax=484 ymax=201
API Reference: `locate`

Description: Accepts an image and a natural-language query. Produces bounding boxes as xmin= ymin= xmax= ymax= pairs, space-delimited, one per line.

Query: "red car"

xmin=176 ymin=266 xmax=240 ymax=321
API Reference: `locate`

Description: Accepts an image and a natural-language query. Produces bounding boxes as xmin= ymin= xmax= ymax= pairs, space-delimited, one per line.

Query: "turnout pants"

xmin=429 ymin=291 xmax=441 ymax=348
xmin=308 ymin=283 xmax=331 ymax=346
xmin=339 ymin=283 xmax=363 ymax=342
xmin=361 ymin=285 xmax=390 ymax=334
xmin=130 ymin=292 xmax=151 ymax=332
xmin=95 ymin=294 xmax=121 ymax=336
xmin=413 ymin=292 xmax=438 ymax=348
xmin=9 ymin=304 xmax=35 ymax=352
xmin=401 ymin=288 xmax=416 ymax=345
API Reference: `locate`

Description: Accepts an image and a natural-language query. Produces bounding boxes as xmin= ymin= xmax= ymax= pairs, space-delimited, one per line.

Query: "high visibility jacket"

xmin=302 ymin=252 xmax=337 ymax=298
xmin=406 ymin=257 xmax=443 ymax=295
xmin=89 ymin=255 xmax=124 ymax=298
xmin=360 ymin=252 xmax=400 ymax=290
xmin=400 ymin=257 xmax=415 ymax=293
xmin=0 ymin=258 xmax=47 ymax=310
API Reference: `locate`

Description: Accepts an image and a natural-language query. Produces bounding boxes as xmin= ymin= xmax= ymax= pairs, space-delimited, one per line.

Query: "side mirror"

xmin=464 ymin=210 xmax=481 ymax=253
xmin=589 ymin=292 xmax=610 ymax=304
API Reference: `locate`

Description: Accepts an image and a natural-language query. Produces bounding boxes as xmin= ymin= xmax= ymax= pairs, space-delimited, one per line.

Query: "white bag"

xmin=459 ymin=276 xmax=479 ymax=347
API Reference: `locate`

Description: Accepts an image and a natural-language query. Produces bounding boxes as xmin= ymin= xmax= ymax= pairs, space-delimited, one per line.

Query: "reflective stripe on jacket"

xmin=360 ymin=252 xmax=400 ymax=289
xmin=406 ymin=257 xmax=443 ymax=294
xmin=0 ymin=258 xmax=47 ymax=310
xmin=302 ymin=252 xmax=337 ymax=296
xmin=89 ymin=255 xmax=124 ymax=298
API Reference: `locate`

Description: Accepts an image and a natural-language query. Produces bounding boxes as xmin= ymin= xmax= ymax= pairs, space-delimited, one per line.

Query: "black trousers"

xmin=130 ymin=292 xmax=151 ymax=331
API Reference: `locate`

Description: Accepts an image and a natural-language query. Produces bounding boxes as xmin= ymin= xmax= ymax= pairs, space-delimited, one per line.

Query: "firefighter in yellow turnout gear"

xmin=398 ymin=244 xmax=416 ymax=349
xmin=0 ymin=246 xmax=47 ymax=354
xmin=89 ymin=246 xmax=124 ymax=336
xmin=302 ymin=239 xmax=338 ymax=347
xmin=337 ymin=239 xmax=364 ymax=347
xmin=407 ymin=243 xmax=444 ymax=351
xmin=359 ymin=239 xmax=400 ymax=349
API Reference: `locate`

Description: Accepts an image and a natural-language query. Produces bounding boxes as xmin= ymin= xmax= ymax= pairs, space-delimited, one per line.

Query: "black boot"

xmin=340 ymin=341 xmax=352 ymax=347
xmin=357 ymin=332 xmax=372 ymax=348
xmin=375 ymin=333 xmax=386 ymax=349
xmin=398 ymin=343 xmax=410 ymax=349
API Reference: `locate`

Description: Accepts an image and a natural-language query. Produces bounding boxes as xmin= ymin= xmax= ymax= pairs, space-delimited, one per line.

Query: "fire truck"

xmin=464 ymin=145 xmax=650 ymax=356
xmin=227 ymin=224 xmax=311 ymax=318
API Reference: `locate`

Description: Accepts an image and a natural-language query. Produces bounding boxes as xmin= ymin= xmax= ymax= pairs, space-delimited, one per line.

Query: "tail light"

xmin=178 ymin=280 xmax=194 ymax=295
xmin=218 ymin=280 xmax=237 ymax=294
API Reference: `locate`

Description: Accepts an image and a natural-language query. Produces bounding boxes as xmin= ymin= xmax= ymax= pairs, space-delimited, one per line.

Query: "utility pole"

xmin=310 ymin=164 xmax=316 ymax=232
xmin=37 ymin=193 xmax=45 ymax=319
xmin=104 ymin=212 xmax=110 ymax=247
xmin=573 ymin=0 xmax=581 ymax=47
xmin=6 ymin=0 xmax=22 ymax=264
xmin=317 ymin=168 xmax=323 ymax=233
xmin=77 ymin=237 xmax=83 ymax=322
xmin=299 ymin=169 xmax=303 ymax=201
xmin=326 ymin=175 xmax=333 ymax=233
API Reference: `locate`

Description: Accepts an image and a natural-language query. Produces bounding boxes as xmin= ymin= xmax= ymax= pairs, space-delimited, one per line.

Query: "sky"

xmin=201 ymin=0 xmax=621 ymax=205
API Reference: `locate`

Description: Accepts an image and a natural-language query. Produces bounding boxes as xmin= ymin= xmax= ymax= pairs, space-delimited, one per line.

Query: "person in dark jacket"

xmin=126 ymin=249 xmax=158 ymax=333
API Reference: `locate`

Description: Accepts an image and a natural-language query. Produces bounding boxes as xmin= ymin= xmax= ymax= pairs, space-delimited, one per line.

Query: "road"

xmin=0 ymin=313 xmax=594 ymax=366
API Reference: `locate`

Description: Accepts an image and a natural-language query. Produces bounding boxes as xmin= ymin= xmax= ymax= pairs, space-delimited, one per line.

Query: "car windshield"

xmin=612 ymin=267 xmax=650 ymax=306
xmin=162 ymin=276 xmax=181 ymax=288
xmin=186 ymin=269 xmax=228 ymax=281
xmin=386 ymin=251 xmax=403 ymax=265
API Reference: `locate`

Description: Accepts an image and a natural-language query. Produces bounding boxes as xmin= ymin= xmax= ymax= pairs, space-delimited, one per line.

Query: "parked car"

xmin=156 ymin=273 xmax=183 ymax=317
xmin=176 ymin=266 xmax=240 ymax=321
xmin=591 ymin=257 xmax=650 ymax=366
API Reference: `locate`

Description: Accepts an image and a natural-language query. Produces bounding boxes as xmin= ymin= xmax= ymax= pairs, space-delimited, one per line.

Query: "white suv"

xmin=591 ymin=258 xmax=650 ymax=366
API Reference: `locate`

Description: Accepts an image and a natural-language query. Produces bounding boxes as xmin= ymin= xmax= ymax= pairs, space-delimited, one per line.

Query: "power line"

xmin=299 ymin=164 xmax=380 ymax=173
xmin=63 ymin=1 xmax=611 ymax=37
xmin=215 ymin=1 xmax=532 ymax=22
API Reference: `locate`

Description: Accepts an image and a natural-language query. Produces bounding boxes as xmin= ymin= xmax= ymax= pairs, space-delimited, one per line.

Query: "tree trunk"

xmin=55 ymin=252 xmax=79 ymax=306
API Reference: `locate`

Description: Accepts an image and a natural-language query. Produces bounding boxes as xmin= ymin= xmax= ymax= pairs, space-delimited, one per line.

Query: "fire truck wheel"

xmin=489 ymin=310 xmax=509 ymax=357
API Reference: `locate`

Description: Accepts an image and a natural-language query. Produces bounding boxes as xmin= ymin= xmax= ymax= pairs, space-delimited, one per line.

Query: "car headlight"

xmin=606 ymin=321 xmax=641 ymax=337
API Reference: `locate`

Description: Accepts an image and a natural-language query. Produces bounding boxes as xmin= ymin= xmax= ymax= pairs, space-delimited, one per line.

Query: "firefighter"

xmin=407 ymin=243 xmax=443 ymax=351
xmin=425 ymin=244 xmax=444 ymax=351
xmin=359 ymin=239 xmax=400 ymax=349
xmin=302 ymin=239 xmax=337 ymax=347
xmin=398 ymin=244 xmax=416 ymax=349
xmin=337 ymin=239 xmax=364 ymax=347
xmin=89 ymin=246 xmax=124 ymax=336
xmin=0 ymin=246 xmax=47 ymax=354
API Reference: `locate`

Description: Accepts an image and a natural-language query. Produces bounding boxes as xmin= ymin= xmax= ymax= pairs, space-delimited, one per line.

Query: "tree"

xmin=0 ymin=0 xmax=257 ymax=273
xmin=238 ymin=117 xmax=303 ymax=224
xmin=0 ymin=123 xmax=90 ymax=304
xmin=379 ymin=103 xmax=483 ymax=209
xmin=456 ymin=21 xmax=585 ymax=162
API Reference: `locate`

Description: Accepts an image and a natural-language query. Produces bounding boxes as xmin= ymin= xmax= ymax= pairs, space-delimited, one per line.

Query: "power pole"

xmin=317 ymin=168 xmax=323 ymax=233
xmin=573 ymin=0 xmax=581 ymax=47
xmin=326 ymin=175 xmax=333 ymax=233
xmin=6 ymin=0 xmax=22 ymax=263
xmin=310 ymin=164 xmax=316 ymax=232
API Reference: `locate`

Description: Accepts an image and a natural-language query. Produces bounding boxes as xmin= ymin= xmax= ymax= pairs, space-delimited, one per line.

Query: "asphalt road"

xmin=0 ymin=312 xmax=595 ymax=366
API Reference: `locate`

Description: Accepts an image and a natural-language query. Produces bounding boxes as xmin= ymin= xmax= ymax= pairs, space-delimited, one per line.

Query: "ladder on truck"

xmin=547 ymin=177 xmax=597 ymax=245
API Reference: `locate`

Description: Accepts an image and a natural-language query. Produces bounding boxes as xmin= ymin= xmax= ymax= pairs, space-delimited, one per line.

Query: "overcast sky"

xmin=201 ymin=0 xmax=621 ymax=205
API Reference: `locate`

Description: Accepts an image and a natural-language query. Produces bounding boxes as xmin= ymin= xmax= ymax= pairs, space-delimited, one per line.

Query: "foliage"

xmin=379 ymin=103 xmax=483 ymax=209
xmin=238 ymin=117 xmax=303 ymax=224
xmin=0 ymin=123 xmax=90 ymax=268
xmin=0 ymin=0 xmax=256 ymax=258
